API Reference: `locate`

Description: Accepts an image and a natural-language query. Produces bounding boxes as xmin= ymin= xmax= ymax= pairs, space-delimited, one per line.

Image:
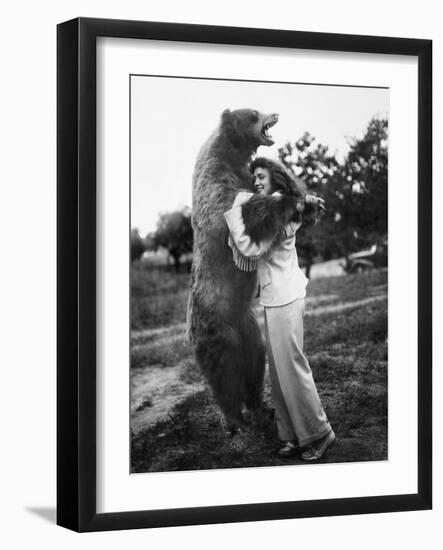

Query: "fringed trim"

xmin=228 ymin=235 xmax=258 ymax=272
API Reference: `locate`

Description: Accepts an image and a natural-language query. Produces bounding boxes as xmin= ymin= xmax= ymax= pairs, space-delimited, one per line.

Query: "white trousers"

xmin=264 ymin=298 xmax=331 ymax=446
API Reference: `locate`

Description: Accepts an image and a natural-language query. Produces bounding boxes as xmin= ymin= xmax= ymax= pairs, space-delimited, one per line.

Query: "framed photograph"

xmin=57 ymin=17 xmax=432 ymax=532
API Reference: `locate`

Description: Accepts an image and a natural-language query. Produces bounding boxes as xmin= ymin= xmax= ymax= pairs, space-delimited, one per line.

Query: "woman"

xmin=224 ymin=157 xmax=335 ymax=461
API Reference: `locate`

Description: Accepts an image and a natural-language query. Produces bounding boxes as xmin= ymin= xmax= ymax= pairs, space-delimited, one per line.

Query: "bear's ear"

xmin=222 ymin=109 xmax=231 ymax=122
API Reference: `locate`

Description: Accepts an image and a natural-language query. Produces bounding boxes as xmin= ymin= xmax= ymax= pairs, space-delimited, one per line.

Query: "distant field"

xmin=131 ymin=261 xmax=190 ymax=330
xmin=130 ymin=263 xmax=387 ymax=473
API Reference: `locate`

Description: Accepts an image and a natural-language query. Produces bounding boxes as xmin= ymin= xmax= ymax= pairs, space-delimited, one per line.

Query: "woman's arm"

xmin=224 ymin=203 xmax=274 ymax=258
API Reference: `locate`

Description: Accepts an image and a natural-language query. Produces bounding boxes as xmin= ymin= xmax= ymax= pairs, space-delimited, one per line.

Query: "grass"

xmin=130 ymin=264 xmax=387 ymax=473
xmin=131 ymin=262 xmax=190 ymax=330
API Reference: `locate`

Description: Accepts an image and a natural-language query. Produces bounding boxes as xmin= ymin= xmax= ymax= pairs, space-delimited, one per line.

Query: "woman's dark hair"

xmin=249 ymin=157 xmax=304 ymax=197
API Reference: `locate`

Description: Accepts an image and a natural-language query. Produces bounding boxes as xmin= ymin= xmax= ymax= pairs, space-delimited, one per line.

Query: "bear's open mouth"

xmin=260 ymin=114 xmax=279 ymax=145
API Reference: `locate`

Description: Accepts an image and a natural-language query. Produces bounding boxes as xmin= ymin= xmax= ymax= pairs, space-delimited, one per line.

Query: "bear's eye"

xmin=250 ymin=111 xmax=259 ymax=123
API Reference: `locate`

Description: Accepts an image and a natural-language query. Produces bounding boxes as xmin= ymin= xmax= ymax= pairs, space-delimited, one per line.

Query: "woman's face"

xmin=253 ymin=167 xmax=273 ymax=195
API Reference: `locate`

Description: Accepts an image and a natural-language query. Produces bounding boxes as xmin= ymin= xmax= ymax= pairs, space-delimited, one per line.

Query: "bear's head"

xmin=221 ymin=108 xmax=279 ymax=150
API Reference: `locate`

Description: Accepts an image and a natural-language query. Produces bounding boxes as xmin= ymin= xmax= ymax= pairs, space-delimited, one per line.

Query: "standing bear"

xmin=188 ymin=108 xmax=308 ymax=434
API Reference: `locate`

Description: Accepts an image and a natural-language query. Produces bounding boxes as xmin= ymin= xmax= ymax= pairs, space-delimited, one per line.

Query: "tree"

xmin=326 ymin=117 xmax=388 ymax=267
xmin=130 ymin=228 xmax=146 ymax=263
xmin=153 ymin=206 xmax=193 ymax=271
xmin=143 ymin=232 xmax=158 ymax=253
xmin=278 ymin=117 xmax=388 ymax=271
xmin=346 ymin=117 xmax=388 ymax=240
xmin=278 ymin=133 xmax=339 ymax=275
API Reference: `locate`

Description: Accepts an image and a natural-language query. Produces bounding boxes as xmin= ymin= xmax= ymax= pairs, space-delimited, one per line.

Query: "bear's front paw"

xmin=303 ymin=194 xmax=326 ymax=224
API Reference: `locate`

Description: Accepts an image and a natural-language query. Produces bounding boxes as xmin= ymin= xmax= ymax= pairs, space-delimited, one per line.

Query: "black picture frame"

xmin=57 ymin=17 xmax=432 ymax=532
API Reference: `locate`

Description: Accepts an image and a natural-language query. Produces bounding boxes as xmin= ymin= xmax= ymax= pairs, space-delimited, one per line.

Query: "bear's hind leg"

xmin=195 ymin=323 xmax=245 ymax=435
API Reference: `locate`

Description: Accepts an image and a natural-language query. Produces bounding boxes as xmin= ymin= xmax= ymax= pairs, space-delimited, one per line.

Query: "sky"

xmin=131 ymin=75 xmax=388 ymax=235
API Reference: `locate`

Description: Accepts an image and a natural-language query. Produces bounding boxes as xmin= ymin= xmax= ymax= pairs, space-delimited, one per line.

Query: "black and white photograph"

xmin=130 ymin=75 xmax=389 ymax=473
xmin=1 ymin=0 xmax=438 ymax=542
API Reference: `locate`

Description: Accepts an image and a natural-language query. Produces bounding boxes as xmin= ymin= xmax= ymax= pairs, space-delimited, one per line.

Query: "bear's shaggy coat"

xmin=188 ymin=109 xmax=306 ymax=433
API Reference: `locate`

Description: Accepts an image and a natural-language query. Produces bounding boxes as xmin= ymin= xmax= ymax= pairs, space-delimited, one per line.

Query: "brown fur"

xmin=246 ymin=158 xmax=321 ymax=229
xmin=188 ymin=109 xmax=302 ymax=433
xmin=241 ymin=193 xmax=304 ymax=244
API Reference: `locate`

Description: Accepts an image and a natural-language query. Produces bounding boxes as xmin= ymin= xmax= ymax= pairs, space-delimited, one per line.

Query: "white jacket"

xmin=224 ymin=191 xmax=308 ymax=307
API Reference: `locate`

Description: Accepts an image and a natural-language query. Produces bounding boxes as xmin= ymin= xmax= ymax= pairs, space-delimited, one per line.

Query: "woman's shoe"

xmin=277 ymin=441 xmax=300 ymax=458
xmin=301 ymin=430 xmax=336 ymax=462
